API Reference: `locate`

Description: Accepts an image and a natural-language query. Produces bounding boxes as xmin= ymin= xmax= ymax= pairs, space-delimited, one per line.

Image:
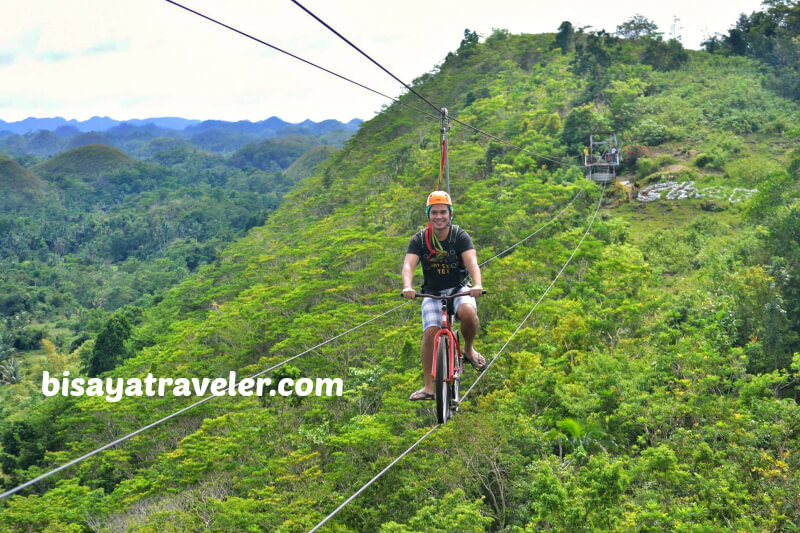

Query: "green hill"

xmin=32 ymin=144 xmax=135 ymax=181
xmin=139 ymin=137 xmax=193 ymax=158
xmin=0 ymin=155 xmax=45 ymax=192
xmin=0 ymin=155 xmax=47 ymax=209
xmin=284 ymin=144 xmax=338 ymax=180
xmin=1 ymin=21 xmax=799 ymax=533
xmin=229 ymin=135 xmax=319 ymax=171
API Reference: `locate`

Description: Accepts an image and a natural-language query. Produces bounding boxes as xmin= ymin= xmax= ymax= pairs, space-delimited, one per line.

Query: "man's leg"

xmin=456 ymin=304 xmax=485 ymax=367
xmin=410 ymin=326 xmax=439 ymax=400
xmin=421 ymin=326 xmax=438 ymax=391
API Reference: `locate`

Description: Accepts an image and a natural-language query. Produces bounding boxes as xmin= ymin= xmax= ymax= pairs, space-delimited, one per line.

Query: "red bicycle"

xmin=415 ymin=290 xmax=486 ymax=424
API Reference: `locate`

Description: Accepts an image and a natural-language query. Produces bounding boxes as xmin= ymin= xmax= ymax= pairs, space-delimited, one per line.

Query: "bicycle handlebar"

xmin=405 ymin=290 xmax=487 ymax=300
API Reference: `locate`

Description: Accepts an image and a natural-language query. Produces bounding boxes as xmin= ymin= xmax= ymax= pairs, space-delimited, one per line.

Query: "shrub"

xmin=765 ymin=118 xmax=791 ymax=135
xmin=724 ymin=156 xmax=784 ymax=185
xmin=617 ymin=143 xmax=650 ymax=173
xmin=636 ymin=158 xmax=659 ymax=178
xmin=631 ymin=119 xmax=670 ymax=145
xmin=695 ymin=133 xmax=746 ymax=170
xmin=655 ymin=154 xmax=678 ymax=167
xmin=12 ymin=326 xmax=46 ymax=351
xmin=694 ymin=153 xmax=721 ymax=169
xmin=707 ymin=132 xmax=745 ymax=155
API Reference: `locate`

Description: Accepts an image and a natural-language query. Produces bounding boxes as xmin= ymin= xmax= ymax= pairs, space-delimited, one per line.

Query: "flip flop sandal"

xmin=465 ymin=351 xmax=487 ymax=372
xmin=409 ymin=390 xmax=435 ymax=401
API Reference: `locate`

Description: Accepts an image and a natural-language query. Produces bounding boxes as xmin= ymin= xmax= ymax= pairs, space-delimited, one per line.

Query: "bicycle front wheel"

xmin=434 ymin=336 xmax=451 ymax=424
xmin=452 ymin=330 xmax=462 ymax=412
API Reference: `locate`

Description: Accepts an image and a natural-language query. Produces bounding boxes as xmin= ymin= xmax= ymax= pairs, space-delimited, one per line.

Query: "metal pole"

xmin=440 ymin=107 xmax=450 ymax=195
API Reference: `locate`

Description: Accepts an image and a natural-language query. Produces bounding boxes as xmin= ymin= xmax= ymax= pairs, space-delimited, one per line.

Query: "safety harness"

xmin=423 ymin=223 xmax=459 ymax=258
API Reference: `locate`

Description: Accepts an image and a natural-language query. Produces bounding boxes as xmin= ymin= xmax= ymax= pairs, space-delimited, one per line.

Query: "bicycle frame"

xmin=413 ymin=291 xmax=471 ymax=383
xmin=408 ymin=289 xmax=484 ymax=424
xmin=431 ymin=300 xmax=462 ymax=383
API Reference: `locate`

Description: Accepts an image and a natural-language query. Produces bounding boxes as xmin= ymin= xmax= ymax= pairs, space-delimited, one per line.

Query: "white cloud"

xmin=0 ymin=0 xmax=767 ymax=122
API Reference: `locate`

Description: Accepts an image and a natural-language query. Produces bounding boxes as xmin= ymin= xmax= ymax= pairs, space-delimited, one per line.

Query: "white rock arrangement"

xmin=636 ymin=178 xmax=756 ymax=203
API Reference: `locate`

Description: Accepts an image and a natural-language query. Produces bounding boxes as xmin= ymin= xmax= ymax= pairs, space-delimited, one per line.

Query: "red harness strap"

xmin=424 ymin=223 xmax=441 ymax=257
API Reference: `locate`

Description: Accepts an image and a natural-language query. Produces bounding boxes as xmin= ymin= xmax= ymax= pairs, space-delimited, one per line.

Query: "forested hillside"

xmin=0 ymin=122 xmax=352 ymax=422
xmin=1 ymin=6 xmax=799 ymax=532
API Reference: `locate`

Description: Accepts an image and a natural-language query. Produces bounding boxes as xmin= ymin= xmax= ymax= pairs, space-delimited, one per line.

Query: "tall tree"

xmin=616 ymin=14 xmax=661 ymax=39
xmin=88 ymin=314 xmax=131 ymax=377
xmin=554 ymin=21 xmax=575 ymax=54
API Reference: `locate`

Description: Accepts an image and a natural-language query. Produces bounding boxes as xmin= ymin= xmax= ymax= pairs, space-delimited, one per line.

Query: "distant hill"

xmin=0 ymin=130 xmax=63 ymax=158
xmin=23 ymin=130 xmax=62 ymax=156
xmin=0 ymin=116 xmax=363 ymax=158
xmin=284 ymin=144 xmax=338 ymax=180
xmin=65 ymin=132 xmax=112 ymax=151
xmin=138 ymin=137 xmax=193 ymax=158
xmin=229 ymin=135 xmax=320 ymax=171
xmin=0 ymin=116 xmax=201 ymax=135
xmin=0 ymin=154 xmax=45 ymax=192
xmin=32 ymin=144 xmax=135 ymax=181
xmin=0 ymin=154 xmax=47 ymax=209
xmin=0 ymin=116 xmax=362 ymax=135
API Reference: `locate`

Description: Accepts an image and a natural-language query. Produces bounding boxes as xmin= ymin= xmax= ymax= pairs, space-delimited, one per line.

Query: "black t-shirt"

xmin=407 ymin=225 xmax=475 ymax=293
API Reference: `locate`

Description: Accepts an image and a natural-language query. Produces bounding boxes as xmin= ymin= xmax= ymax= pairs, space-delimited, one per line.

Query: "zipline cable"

xmin=3 ymin=2 xmax=604 ymax=505
xmin=308 ymin=424 xmax=440 ymax=533
xmin=288 ymin=0 xmax=576 ymax=169
xmin=163 ymin=0 xmax=440 ymax=121
xmin=461 ymin=181 xmax=606 ymax=402
xmin=0 ymin=177 xmax=589 ymax=502
xmin=477 ymin=184 xmax=585 ymax=269
xmin=307 ymin=183 xmax=606 ymax=532
xmin=0 ymin=300 xmax=412 ymax=501
xmin=289 ymin=0 xmax=442 ymax=116
xmin=168 ymin=0 xmax=581 ymax=169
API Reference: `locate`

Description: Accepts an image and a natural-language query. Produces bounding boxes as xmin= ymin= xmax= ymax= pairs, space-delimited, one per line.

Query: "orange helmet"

xmin=426 ymin=190 xmax=453 ymax=217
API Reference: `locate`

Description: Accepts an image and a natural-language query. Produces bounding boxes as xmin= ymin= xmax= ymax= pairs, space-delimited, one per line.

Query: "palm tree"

xmin=0 ymin=356 xmax=23 ymax=384
xmin=546 ymin=417 xmax=617 ymax=463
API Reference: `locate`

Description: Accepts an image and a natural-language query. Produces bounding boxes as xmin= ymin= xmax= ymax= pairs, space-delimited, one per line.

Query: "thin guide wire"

xmin=0 ymin=300 xmax=413 ymax=501
xmin=308 ymin=184 xmax=606 ymax=531
xmin=462 ymin=182 xmax=606 ymax=401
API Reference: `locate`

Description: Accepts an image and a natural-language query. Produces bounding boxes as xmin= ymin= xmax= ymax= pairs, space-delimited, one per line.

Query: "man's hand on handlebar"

xmin=402 ymin=287 xmax=416 ymax=299
xmin=469 ymin=285 xmax=484 ymax=298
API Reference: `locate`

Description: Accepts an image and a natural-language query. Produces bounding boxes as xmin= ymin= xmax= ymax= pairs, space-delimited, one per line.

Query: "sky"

xmin=0 ymin=0 xmax=767 ymax=124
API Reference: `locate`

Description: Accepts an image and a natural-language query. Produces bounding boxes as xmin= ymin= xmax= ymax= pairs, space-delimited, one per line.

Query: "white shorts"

xmin=421 ymin=287 xmax=477 ymax=331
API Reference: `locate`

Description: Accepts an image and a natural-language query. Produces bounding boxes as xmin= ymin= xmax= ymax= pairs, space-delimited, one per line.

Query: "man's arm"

xmin=461 ymin=249 xmax=483 ymax=298
xmin=401 ymin=253 xmax=420 ymax=299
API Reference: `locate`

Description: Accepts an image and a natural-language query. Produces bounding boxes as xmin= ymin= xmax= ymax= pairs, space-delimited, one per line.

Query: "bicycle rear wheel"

xmin=434 ymin=336 xmax=451 ymax=424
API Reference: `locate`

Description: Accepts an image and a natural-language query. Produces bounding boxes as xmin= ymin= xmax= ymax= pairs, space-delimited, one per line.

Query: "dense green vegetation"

xmin=703 ymin=0 xmax=800 ymax=99
xmin=1 ymin=8 xmax=799 ymax=532
xmin=0 ymin=128 xmax=346 ymax=418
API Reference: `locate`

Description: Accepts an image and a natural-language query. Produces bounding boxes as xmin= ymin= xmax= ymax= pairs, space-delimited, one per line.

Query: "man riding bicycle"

xmin=402 ymin=191 xmax=486 ymax=401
